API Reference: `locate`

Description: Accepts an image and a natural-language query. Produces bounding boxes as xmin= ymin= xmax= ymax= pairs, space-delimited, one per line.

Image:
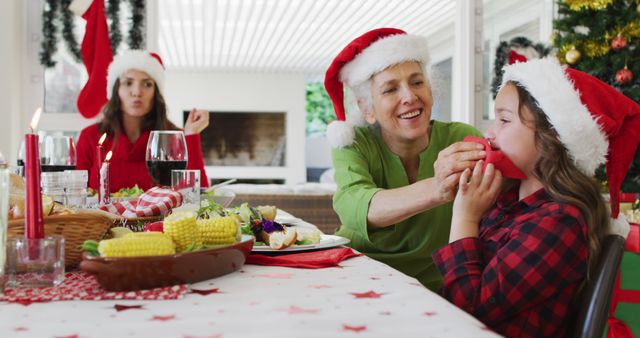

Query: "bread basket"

xmin=8 ymin=209 xmax=120 ymax=267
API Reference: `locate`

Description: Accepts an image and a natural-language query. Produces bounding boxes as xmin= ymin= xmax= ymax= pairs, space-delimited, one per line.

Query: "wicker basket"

xmin=8 ymin=209 xmax=120 ymax=268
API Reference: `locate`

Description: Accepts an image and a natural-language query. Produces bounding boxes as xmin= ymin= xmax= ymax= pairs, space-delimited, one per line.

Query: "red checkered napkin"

xmin=0 ymin=271 xmax=188 ymax=303
xmin=99 ymin=187 xmax=183 ymax=218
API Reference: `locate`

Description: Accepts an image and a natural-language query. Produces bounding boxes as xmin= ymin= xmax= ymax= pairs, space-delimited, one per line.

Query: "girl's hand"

xmin=449 ymin=161 xmax=503 ymax=242
xmin=184 ymin=108 xmax=210 ymax=135
xmin=433 ymin=141 xmax=486 ymax=204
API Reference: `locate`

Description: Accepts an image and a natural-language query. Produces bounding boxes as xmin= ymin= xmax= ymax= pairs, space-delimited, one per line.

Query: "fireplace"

xmin=184 ymin=111 xmax=302 ymax=184
xmin=186 ymin=111 xmax=286 ymax=167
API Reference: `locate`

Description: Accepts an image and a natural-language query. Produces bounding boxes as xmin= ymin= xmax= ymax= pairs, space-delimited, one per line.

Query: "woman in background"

xmin=76 ymin=50 xmax=210 ymax=192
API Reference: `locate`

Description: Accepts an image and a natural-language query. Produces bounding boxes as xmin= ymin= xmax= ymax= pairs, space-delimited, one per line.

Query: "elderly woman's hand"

xmin=433 ymin=141 xmax=486 ymax=203
xmin=184 ymin=108 xmax=210 ymax=135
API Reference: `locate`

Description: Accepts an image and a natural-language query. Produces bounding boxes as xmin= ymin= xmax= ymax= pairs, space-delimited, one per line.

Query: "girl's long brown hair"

xmin=98 ymin=78 xmax=179 ymax=135
xmin=512 ymin=82 xmax=608 ymax=275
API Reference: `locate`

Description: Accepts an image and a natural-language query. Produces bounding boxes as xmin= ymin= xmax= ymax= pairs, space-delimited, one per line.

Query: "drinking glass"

xmin=41 ymin=135 xmax=76 ymax=172
xmin=145 ymin=131 xmax=188 ymax=186
xmin=172 ymin=169 xmax=200 ymax=207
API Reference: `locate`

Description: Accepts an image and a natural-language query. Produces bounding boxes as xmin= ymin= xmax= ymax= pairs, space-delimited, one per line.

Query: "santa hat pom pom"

xmin=326 ymin=120 xmax=355 ymax=148
xmin=608 ymin=214 xmax=631 ymax=238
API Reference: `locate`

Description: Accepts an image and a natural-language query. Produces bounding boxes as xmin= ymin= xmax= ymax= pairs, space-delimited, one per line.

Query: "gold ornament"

xmin=549 ymin=32 xmax=558 ymax=45
xmin=565 ymin=0 xmax=613 ymax=11
xmin=584 ymin=41 xmax=610 ymax=57
xmin=565 ymin=47 xmax=582 ymax=64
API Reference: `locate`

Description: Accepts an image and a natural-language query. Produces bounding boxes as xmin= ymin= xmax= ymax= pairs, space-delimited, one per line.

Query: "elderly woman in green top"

xmin=324 ymin=28 xmax=485 ymax=290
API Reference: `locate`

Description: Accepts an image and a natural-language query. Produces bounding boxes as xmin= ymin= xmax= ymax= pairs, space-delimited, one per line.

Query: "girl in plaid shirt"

xmin=433 ymin=58 xmax=638 ymax=338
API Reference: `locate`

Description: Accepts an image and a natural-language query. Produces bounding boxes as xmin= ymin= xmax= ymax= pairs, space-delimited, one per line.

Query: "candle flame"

xmin=105 ymin=150 xmax=113 ymax=162
xmin=30 ymin=107 xmax=42 ymax=132
xmin=98 ymin=133 xmax=107 ymax=145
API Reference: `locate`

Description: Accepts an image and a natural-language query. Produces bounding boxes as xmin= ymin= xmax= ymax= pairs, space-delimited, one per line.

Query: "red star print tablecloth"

xmin=1 ymin=255 xmax=501 ymax=338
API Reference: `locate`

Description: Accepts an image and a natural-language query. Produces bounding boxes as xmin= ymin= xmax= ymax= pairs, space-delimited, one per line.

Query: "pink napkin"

xmin=0 ymin=271 xmax=187 ymax=304
xmin=464 ymin=136 xmax=527 ymax=179
xmin=246 ymin=247 xmax=362 ymax=269
xmin=99 ymin=186 xmax=182 ymax=218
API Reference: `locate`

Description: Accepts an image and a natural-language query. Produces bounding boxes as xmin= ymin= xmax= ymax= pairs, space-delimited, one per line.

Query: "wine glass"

xmin=145 ymin=130 xmax=188 ymax=186
xmin=41 ymin=135 xmax=76 ymax=172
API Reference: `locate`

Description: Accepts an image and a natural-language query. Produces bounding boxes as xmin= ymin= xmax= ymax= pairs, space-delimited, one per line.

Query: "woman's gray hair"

xmin=344 ymin=61 xmax=438 ymax=125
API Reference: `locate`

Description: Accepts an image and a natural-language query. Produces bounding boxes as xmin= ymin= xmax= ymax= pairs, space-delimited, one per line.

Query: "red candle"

xmin=96 ymin=132 xmax=107 ymax=188
xmin=25 ymin=108 xmax=44 ymax=239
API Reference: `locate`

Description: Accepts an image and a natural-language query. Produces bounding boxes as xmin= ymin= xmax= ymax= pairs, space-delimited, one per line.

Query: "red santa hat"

xmin=106 ymin=50 xmax=166 ymax=99
xmin=501 ymin=57 xmax=640 ymax=238
xmin=324 ymin=28 xmax=430 ymax=148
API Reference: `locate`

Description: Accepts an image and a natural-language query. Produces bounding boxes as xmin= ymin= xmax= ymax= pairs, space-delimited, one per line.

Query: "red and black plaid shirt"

xmin=432 ymin=187 xmax=588 ymax=338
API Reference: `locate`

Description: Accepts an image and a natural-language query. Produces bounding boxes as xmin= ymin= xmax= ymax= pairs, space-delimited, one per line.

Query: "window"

xmin=27 ymin=0 xmax=138 ymax=134
xmin=476 ymin=0 xmax=553 ymax=131
xmin=305 ymin=82 xmax=334 ymax=137
xmin=432 ymin=58 xmax=452 ymax=121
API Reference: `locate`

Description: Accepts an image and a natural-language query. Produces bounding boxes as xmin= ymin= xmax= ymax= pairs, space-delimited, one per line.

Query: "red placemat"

xmin=246 ymin=247 xmax=362 ymax=268
xmin=0 ymin=271 xmax=188 ymax=303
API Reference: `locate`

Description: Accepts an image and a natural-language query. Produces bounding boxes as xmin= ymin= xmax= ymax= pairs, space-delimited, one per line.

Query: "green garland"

xmin=40 ymin=0 xmax=146 ymax=68
xmin=39 ymin=0 xmax=59 ymax=67
xmin=59 ymin=0 xmax=82 ymax=62
xmin=106 ymin=0 xmax=122 ymax=53
xmin=127 ymin=0 xmax=145 ymax=49
xmin=490 ymin=37 xmax=551 ymax=99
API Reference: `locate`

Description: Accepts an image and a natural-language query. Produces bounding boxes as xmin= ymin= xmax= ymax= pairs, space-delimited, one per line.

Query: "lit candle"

xmin=99 ymin=150 xmax=112 ymax=205
xmin=96 ymin=132 xmax=107 ymax=188
xmin=25 ymin=108 xmax=44 ymax=239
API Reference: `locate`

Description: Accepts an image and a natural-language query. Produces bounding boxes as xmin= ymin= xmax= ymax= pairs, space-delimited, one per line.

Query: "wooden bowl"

xmin=79 ymin=235 xmax=254 ymax=291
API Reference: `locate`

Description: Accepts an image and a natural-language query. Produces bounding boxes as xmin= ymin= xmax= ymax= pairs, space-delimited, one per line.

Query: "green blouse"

xmin=333 ymin=120 xmax=482 ymax=290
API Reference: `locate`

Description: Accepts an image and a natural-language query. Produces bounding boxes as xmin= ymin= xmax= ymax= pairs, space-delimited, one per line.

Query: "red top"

xmin=76 ymin=123 xmax=209 ymax=192
xmin=432 ymin=186 xmax=588 ymax=338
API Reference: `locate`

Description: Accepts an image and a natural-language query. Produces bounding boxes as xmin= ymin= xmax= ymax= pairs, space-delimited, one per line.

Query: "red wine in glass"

xmin=145 ymin=130 xmax=188 ymax=187
xmin=41 ymin=165 xmax=76 ymax=172
xmin=41 ymin=135 xmax=77 ymax=172
xmin=146 ymin=160 xmax=187 ymax=186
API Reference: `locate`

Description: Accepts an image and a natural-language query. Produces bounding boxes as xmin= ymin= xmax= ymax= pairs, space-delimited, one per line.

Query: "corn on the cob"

xmin=197 ymin=216 xmax=240 ymax=245
xmin=163 ymin=211 xmax=202 ymax=252
xmin=98 ymin=232 xmax=175 ymax=257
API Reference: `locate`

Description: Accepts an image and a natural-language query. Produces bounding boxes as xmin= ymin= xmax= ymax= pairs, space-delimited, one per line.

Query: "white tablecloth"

xmin=1 ymin=254 xmax=500 ymax=338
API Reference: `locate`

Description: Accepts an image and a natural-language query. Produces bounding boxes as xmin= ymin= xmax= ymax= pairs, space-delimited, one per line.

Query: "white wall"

xmin=164 ymin=71 xmax=307 ymax=184
xmin=0 ymin=0 xmax=26 ymax=166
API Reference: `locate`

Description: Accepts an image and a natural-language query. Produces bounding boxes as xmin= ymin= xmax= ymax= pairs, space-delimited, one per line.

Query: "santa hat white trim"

xmin=339 ymin=34 xmax=430 ymax=87
xmin=69 ymin=0 xmax=92 ymax=16
xmin=107 ymin=50 xmax=165 ymax=98
xmin=608 ymin=214 xmax=631 ymax=238
xmin=501 ymin=58 xmax=609 ymax=176
xmin=326 ymin=120 xmax=356 ymax=148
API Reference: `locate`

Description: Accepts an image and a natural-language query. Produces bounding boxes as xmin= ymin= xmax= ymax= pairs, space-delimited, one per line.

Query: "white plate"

xmin=252 ymin=234 xmax=350 ymax=252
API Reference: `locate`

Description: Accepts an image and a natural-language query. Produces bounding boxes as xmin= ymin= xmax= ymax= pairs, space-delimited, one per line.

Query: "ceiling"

xmin=157 ymin=0 xmax=455 ymax=77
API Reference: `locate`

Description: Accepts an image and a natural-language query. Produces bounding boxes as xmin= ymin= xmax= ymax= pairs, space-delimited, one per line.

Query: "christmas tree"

xmin=553 ymin=0 xmax=640 ymax=193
